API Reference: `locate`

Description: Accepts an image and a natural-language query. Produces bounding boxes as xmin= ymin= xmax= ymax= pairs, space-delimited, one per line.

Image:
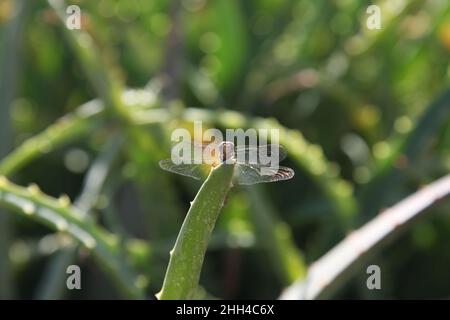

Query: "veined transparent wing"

xmin=160 ymin=141 xmax=293 ymax=183
xmin=235 ymin=144 xmax=287 ymax=164
xmin=159 ymin=159 xmax=211 ymax=180
xmin=234 ymin=163 xmax=294 ymax=185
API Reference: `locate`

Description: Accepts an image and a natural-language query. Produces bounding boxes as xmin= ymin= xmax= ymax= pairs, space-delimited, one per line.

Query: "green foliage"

xmin=0 ymin=176 xmax=144 ymax=298
xmin=0 ymin=100 xmax=104 ymax=176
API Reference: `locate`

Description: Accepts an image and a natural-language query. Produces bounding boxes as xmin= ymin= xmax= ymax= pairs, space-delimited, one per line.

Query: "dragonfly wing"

xmin=159 ymin=159 xmax=210 ymax=180
xmin=234 ymin=164 xmax=294 ymax=185
xmin=170 ymin=140 xmax=219 ymax=164
xmin=235 ymin=144 xmax=287 ymax=164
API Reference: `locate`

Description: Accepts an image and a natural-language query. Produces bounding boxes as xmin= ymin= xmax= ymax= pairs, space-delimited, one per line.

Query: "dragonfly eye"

xmin=218 ymin=141 xmax=235 ymax=163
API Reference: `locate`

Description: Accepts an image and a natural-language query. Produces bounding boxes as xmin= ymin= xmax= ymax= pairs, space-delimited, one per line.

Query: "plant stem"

xmin=47 ymin=0 xmax=128 ymax=121
xmin=157 ymin=163 xmax=235 ymax=300
xmin=246 ymin=186 xmax=306 ymax=285
xmin=35 ymin=134 xmax=123 ymax=299
xmin=0 ymin=100 xmax=104 ymax=176
xmin=280 ymin=173 xmax=450 ymax=300
xmin=0 ymin=176 xmax=144 ymax=299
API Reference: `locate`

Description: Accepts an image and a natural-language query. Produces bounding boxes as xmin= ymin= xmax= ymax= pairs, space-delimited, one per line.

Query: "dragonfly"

xmin=159 ymin=141 xmax=294 ymax=185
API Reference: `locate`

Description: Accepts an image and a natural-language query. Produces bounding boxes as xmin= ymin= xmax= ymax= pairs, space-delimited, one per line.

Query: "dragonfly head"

xmin=218 ymin=141 xmax=235 ymax=163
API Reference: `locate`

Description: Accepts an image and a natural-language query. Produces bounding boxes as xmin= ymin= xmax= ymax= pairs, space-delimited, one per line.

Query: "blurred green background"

xmin=0 ymin=0 xmax=450 ymax=299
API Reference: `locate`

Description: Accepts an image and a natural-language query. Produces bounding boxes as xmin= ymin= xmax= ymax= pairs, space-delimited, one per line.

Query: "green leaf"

xmin=0 ymin=176 xmax=144 ymax=299
xmin=246 ymin=186 xmax=306 ymax=285
xmin=47 ymin=0 xmax=128 ymax=120
xmin=281 ymin=173 xmax=450 ymax=300
xmin=0 ymin=100 xmax=104 ymax=176
xmin=157 ymin=163 xmax=235 ymax=300
xmin=360 ymin=88 xmax=450 ymax=219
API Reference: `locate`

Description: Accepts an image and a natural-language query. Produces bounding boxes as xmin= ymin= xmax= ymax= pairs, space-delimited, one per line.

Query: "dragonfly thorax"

xmin=218 ymin=141 xmax=235 ymax=163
